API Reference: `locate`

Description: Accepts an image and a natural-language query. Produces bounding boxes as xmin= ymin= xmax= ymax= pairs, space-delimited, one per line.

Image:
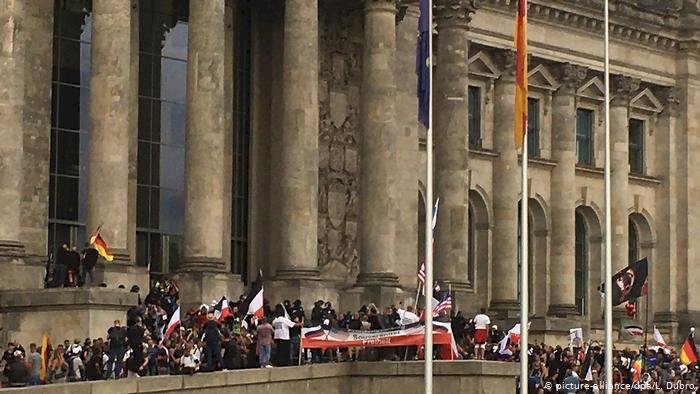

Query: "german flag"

xmin=514 ymin=0 xmax=528 ymax=149
xmin=680 ymin=330 xmax=699 ymax=365
xmin=89 ymin=226 xmax=114 ymax=262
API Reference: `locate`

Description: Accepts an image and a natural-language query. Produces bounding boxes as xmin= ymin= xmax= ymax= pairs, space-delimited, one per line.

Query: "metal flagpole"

xmin=603 ymin=0 xmax=613 ymax=393
xmin=425 ymin=0 xmax=434 ymax=392
xmin=519 ymin=111 xmax=529 ymax=394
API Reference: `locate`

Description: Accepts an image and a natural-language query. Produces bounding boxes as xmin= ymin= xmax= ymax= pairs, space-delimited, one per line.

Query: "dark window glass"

xmin=467 ymin=205 xmax=475 ymax=286
xmin=137 ymin=0 xmax=188 ymax=273
xmin=575 ymin=212 xmax=587 ymax=315
xmin=576 ymin=108 xmax=594 ymax=165
xmin=468 ymin=86 xmax=481 ymax=149
xmin=629 ymin=119 xmax=645 ymax=174
xmin=231 ymin=3 xmax=252 ymax=281
xmin=527 ymin=98 xmax=540 ymax=157
xmin=629 ymin=219 xmax=638 ymax=265
xmin=49 ymin=1 xmax=92 ymax=253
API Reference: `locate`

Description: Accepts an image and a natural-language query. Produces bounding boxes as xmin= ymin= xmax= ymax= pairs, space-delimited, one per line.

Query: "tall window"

xmin=231 ymin=3 xmax=253 ymax=281
xmin=575 ymin=212 xmax=587 ymax=315
xmin=629 ymin=219 xmax=639 ymax=265
xmin=527 ymin=98 xmax=540 ymax=157
xmin=137 ymin=0 xmax=189 ymax=274
xmin=629 ymin=119 xmax=645 ymax=174
xmin=468 ymin=86 xmax=481 ymax=149
xmin=576 ymin=108 xmax=594 ymax=165
xmin=517 ymin=202 xmax=533 ymax=311
xmin=467 ymin=205 xmax=475 ymax=286
xmin=49 ymin=0 xmax=92 ymax=253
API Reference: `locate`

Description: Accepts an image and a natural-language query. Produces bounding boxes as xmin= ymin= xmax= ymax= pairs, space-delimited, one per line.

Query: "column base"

xmin=0 ymin=240 xmax=25 ymax=259
xmin=547 ymin=304 xmax=579 ymax=318
xmin=178 ymin=257 xmax=227 ymax=272
xmin=107 ymin=248 xmax=131 ymax=263
xmin=171 ymin=271 xmax=245 ymax=311
xmin=274 ymin=268 xmax=320 ymax=281
xmin=344 ymin=285 xmax=407 ymax=313
xmin=489 ymin=299 xmax=521 ymax=319
xmin=355 ymin=272 xmax=400 ymax=288
xmin=93 ymin=261 xmax=148 ymax=294
xmin=435 ymin=280 xmax=471 ymax=292
xmin=654 ymin=312 xmax=681 ymax=344
xmin=264 ymin=279 xmax=340 ymax=311
xmin=529 ymin=315 xmax=585 ymax=345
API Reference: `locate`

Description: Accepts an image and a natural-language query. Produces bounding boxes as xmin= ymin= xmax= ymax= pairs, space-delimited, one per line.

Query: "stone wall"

xmin=0 ymin=361 xmax=519 ymax=394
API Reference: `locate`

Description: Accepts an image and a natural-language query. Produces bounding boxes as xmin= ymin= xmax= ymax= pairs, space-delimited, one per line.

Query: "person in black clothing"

xmin=81 ymin=243 xmax=98 ymax=287
xmin=202 ymin=313 xmax=223 ymax=371
xmin=222 ymin=333 xmax=240 ymax=370
xmin=107 ymin=320 xmax=126 ymax=379
xmin=85 ymin=346 xmax=104 ymax=381
xmin=127 ymin=318 xmax=146 ymax=355
xmin=66 ymin=246 xmax=81 ymax=287
xmin=52 ymin=244 xmax=69 ymax=288
xmin=3 ymin=351 xmax=29 ymax=387
xmin=289 ymin=299 xmax=305 ymax=365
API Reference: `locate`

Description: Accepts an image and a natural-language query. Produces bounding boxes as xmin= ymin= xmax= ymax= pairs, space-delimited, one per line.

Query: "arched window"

xmin=629 ymin=219 xmax=639 ymax=264
xmin=468 ymin=205 xmax=475 ymax=286
xmin=575 ymin=212 xmax=587 ymax=315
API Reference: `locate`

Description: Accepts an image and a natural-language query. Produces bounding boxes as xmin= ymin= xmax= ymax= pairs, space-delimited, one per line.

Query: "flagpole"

xmin=519 ymin=113 xmax=529 ymax=394
xmin=603 ymin=0 xmax=613 ymax=393
xmin=424 ymin=0 xmax=434 ymax=391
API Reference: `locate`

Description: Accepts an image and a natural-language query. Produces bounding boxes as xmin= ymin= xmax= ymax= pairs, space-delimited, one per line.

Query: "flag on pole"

xmin=89 ymin=225 xmax=114 ymax=262
xmin=417 ymin=198 xmax=439 ymax=293
xmin=598 ymin=257 xmax=649 ymax=306
xmin=213 ymin=296 xmax=233 ymax=322
xmin=242 ymin=271 xmax=264 ymax=318
xmin=433 ymin=292 xmax=452 ymax=315
xmin=631 ymin=353 xmax=644 ymax=382
xmin=679 ymin=329 xmax=698 ymax=365
xmin=416 ymin=0 xmax=431 ymax=127
xmin=162 ymin=306 xmax=181 ymax=343
xmin=653 ymin=326 xmax=667 ymax=348
xmin=514 ymin=0 xmax=528 ymax=149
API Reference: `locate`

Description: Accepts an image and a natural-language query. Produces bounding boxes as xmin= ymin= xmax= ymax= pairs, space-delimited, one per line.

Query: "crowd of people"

xmin=1 ymin=283 xmax=698 ymax=393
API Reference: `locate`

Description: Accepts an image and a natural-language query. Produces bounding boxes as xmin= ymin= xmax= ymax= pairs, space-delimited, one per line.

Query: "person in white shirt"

xmin=271 ymin=304 xmax=302 ymax=367
xmin=473 ymin=308 xmax=490 ymax=360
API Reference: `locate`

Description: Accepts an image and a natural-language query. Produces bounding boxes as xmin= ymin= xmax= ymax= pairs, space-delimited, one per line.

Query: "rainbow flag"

xmin=90 ymin=226 xmax=114 ymax=262
xmin=631 ymin=354 xmax=644 ymax=382
xmin=514 ymin=0 xmax=528 ymax=149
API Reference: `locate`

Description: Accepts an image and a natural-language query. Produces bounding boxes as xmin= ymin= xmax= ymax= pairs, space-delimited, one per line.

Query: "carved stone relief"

xmin=317 ymin=1 xmax=362 ymax=284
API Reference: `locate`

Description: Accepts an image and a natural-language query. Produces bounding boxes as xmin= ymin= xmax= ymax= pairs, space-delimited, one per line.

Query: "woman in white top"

xmin=271 ymin=304 xmax=302 ymax=367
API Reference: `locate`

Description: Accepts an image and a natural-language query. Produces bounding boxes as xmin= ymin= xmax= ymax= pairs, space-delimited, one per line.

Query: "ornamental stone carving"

xmin=317 ymin=2 xmax=362 ymax=283
xmin=435 ymin=0 xmax=479 ymax=27
xmin=612 ymin=75 xmax=641 ymax=106
xmin=557 ymin=63 xmax=588 ymax=94
xmin=657 ymin=86 xmax=681 ymax=117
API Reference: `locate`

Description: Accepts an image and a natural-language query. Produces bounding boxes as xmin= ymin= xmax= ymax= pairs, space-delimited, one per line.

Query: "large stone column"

xmin=87 ymin=0 xmax=133 ymax=262
xmin=490 ymin=51 xmax=519 ymax=317
xmin=654 ymin=87 xmax=681 ymax=331
xmin=433 ymin=0 xmax=477 ymax=290
xmin=181 ymin=0 xmax=226 ymax=272
xmin=610 ymin=76 xmax=639 ymax=271
xmin=357 ymin=0 xmax=400 ymax=288
xmin=274 ymin=0 xmax=320 ymax=280
xmin=0 ymin=0 xmax=26 ymax=259
xmin=547 ymin=64 xmax=587 ymax=317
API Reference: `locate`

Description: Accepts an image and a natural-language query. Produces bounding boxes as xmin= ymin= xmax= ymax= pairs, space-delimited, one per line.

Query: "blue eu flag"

xmin=416 ymin=0 xmax=430 ymax=128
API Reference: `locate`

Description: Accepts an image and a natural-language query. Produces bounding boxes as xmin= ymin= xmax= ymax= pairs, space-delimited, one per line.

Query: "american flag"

xmin=417 ymin=198 xmax=440 ymax=287
xmin=433 ymin=292 xmax=452 ymax=315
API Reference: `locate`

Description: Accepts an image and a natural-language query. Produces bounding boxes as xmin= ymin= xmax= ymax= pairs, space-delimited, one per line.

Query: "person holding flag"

xmin=89 ymin=225 xmax=114 ymax=262
xmin=679 ymin=328 xmax=698 ymax=366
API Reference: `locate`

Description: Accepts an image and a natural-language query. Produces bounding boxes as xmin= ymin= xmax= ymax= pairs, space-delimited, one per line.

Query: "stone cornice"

xmin=479 ymin=0 xmax=691 ymax=52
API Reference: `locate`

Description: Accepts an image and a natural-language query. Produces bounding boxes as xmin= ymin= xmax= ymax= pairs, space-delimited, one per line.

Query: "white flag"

xmin=569 ymin=328 xmax=583 ymax=348
xmin=654 ymin=326 xmax=668 ymax=348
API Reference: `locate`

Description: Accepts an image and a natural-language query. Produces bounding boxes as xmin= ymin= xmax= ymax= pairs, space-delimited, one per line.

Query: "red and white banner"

xmin=302 ymin=321 xmax=456 ymax=355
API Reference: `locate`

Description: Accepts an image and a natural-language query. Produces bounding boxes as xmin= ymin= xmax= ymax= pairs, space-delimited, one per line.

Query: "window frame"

xmin=468 ymin=85 xmax=482 ymax=149
xmin=527 ymin=97 xmax=541 ymax=157
xmin=628 ymin=118 xmax=645 ymax=175
xmin=575 ymin=107 xmax=595 ymax=166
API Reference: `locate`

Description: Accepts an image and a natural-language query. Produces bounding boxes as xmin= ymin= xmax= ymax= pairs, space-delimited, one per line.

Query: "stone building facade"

xmin=0 ymin=0 xmax=698 ymax=342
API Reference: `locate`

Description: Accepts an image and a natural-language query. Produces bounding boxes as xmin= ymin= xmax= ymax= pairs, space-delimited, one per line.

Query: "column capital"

xmin=657 ymin=86 xmax=681 ymax=117
xmin=435 ymin=0 xmax=479 ymax=29
xmin=556 ymin=63 xmax=588 ymax=95
xmin=612 ymin=75 xmax=641 ymax=107
xmin=496 ymin=49 xmax=517 ymax=80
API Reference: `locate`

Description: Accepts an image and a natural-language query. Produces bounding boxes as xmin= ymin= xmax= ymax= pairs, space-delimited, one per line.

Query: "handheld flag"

xmin=514 ymin=0 xmax=528 ymax=149
xmin=162 ymin=306 xmax=181 ymax=343
xmin=679 ymin=329 xmax=699 ymax=366
xmin=653 ymin=326 xmax=667 ymax=348
xmin=242 ymin=270 xmax=264 ymax=318
xmin=40 ymin=333 xmax=50 ymax=382
xmin=569 ymin=328 xmax=583 ymax=348
xmin=598 ymin=257 xmax=648 ymax=306
xmin=89 ymin=226 xmax=114 ymax=262
xmin=418 ymin=198 xmax=439 ymax=293
xmin=213 ymin=297 xmax=233 ymax=322
xmin=631 ymin=353 xmax=644 ymax=383
xmin=580 ymin=344 xmax=594 ymax=381
xmin=416 ymin=0 xmax=431 ymax=127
